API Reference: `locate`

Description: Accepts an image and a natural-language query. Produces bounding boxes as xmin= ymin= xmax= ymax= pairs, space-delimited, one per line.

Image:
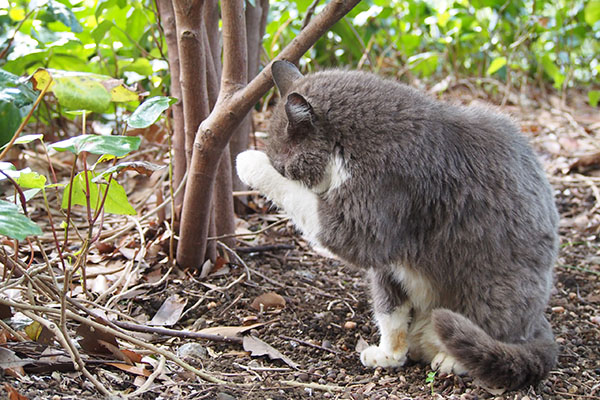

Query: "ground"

xmin=1 ymin=85 xmax=599 ymax=399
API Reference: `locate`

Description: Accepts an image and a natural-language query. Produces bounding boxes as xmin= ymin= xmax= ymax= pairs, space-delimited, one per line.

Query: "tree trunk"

xmin=229 ymin=0 xmax=269 ymax=198
xmin=156 ymin=0 xmax=186 ymax=211
xmin=176 ymin=0 xmax=362 ymax=268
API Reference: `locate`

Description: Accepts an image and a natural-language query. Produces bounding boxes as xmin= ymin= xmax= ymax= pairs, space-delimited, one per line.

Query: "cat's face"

xmin=266 ymin=62 xmax=335 ymax=189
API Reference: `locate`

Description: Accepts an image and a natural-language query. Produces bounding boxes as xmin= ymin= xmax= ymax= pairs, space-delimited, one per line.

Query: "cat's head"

xmin=266 ymin=61 xmax=337 ymax=190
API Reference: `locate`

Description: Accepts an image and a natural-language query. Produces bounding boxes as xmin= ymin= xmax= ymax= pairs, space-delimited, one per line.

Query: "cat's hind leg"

xmin=360 ymin=268 xmax=411 ymax=368
xmin=408 ymin=311 xmax=467 ymax=376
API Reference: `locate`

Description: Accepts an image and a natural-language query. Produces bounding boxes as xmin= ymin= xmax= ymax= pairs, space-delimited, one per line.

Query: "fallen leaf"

xmin=149 ymin=294 xmax=187 ymax=326
xmin=250 ymin=292 xmax=286 ymax=311
xmin=0 ymin=347 xmax=32 ymax=370
xmin=4 ymin=384 xmax=29 ymax=400
xmin=197 ymin=322 xmax=266 ymax=337
xmin=105 ymin=362 xmax=152 ymax=377
xmin=24 ymin=322 xmax=54 ymax=345
xmin=98 ymin=339 xmax=132 ymax=364
xmin=243 ymin=335 xmax=298 ymax=369
xmin=76 ymin=321 xmax=119 ymax=356
xmin=121 ymin=349 xmax=144 ymax=364
xmin=355 ymin=336 xmax=369 ymax=353
xmin=0 ymin=303 xmax=13 ymax=319
xmin=569 ymin=151 xmax=600 ymax=174
xmin=95 ymin=242 xmax=115 ymax=254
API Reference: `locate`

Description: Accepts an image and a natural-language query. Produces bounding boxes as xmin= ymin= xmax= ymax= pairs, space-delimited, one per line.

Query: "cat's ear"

xmin=272 ymin=60 xmax=303 ymax=96
xmin=285 ymin=92 xmax=315 ymax=133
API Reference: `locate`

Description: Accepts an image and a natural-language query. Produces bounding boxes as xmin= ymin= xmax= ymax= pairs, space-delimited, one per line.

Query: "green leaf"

xmin=486 ymin=56 xmax=507 ymax=75
xmin=62 ymin=171 xmax=136 ymax=215
xmin=584 ymin=0 xmax=600 ymax=26
xmin=589 ymin=90 xmax=600 ymax=107
xmin=91 ymin=20 xmax=114 ymax=44
xmin=16 ymin=172 xmax=47 ymax=189
xmin=30 ymin=69 xmax=138 ymax=111
xmin=49 ymin=134 xmax=141 ymax=157
xmin=47 ymin=0 xmax=83 ymax=33
xmin=52 ymin=76 xmax=112 ymax=113
xmin=0 ymin=162 xmax=17 ymax=172
xmin=540 ymin=54 xmax=565 ymax=88
xmin=13 ymin=134 xmax=44 ymax=146
xmin=408 ymin=52 xmax=439 ymax=77
xmin=127 ymin=96 xmax=177 ymax=129
xmin=0 ymin=100 xmax=22 ymax=147
xmin=0 ymin=69 xmax=20 ymax=86
xmin=0 ymin=200 xmax=42 ymax=241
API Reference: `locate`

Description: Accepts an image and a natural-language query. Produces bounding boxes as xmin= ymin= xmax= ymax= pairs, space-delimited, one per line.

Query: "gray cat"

xmin=236 ymin=60 xmax=559 ymax=390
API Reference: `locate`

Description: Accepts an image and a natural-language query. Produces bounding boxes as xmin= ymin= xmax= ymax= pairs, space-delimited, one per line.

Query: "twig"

xmin=301 ymin=0 xmax=321 ymax=29
xmin=112 ymin=321 xmax=243 ymax=344
xmin=105 ymin=265 xmax=173 ymax=309
xmin=235 ymin=244 xmax=294 ymax=253
xmin=63 ymin=309 xmax=226 ymax=384
xmin=233 ymin=190 xmax=260 ymax=197
xmin=217 ymin=241 xmax=252 ymax=281
xmin=101 ymin=169 xmax=189 ymax=242
xmin=95 ymin=215 xmax=146 ymax=305
xmin=181 ymin=273 xmax=246 ymax=320
xmin=125 ymin=355 xmax=165 ymax=398
xmin=22 ymin=310 xmax=112 ymax=396
xmin=280 ymin=380 xmax=346 ymax=392
xmin=552 ymin=393 xmax=600 ymax=399
xmin=208 ymin=217 xmax=290 ymax=241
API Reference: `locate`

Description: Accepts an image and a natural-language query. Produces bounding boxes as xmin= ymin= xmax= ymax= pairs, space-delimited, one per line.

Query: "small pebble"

xmin=591 ymin=316 xmax=600 ymax=325
xmin=298 ymin=372 xmax=309 ymax=382
xmin=551 ymin=306 xmax=565 ymax=313
xmin=569 ymin=292 xmax=577 ymax=300
xmin=207 ymin=301 xmax=218 ymax=309
xmin=322 ymin=339 xmax=332 ymax=349
xmin=344 ymin=321 xmax=357 ymax=330
xmin=177 ymin=343 xmax=207 ymax=360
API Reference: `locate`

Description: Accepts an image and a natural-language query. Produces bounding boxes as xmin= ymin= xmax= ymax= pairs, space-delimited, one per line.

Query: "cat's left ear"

xmin=285 ymin=92 xmax=315 ymax=133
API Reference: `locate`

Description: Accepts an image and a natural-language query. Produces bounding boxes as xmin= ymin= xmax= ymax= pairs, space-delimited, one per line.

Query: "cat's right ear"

xmin=285 ymin=92 xmax=315 ymax=134
xmin=272 ymin=60 xmax=303 ymax=96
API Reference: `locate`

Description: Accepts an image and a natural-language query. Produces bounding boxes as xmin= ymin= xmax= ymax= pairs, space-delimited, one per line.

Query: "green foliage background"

xmin=0 ymin=0 xmax=599 ymax=140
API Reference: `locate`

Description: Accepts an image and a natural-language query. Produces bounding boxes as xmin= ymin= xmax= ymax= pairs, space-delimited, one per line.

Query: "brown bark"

xmin=177 ymin=0 xmax=362 ymax=268
xmin=172 ymin=0 xmax=209 ymax=167
xmin=156 ymin=0 xmax=186 ymax=209
xmin=229 ymin=0 xmax=269 ymax=198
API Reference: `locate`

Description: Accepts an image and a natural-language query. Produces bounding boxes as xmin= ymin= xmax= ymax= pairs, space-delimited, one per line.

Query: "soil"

xmin=1 ymin=87 xmax=599 ymax=399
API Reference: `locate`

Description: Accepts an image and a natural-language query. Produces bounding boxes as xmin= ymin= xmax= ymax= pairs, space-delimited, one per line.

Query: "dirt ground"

xmin=2 ymin=86 xmax=599 ymax=399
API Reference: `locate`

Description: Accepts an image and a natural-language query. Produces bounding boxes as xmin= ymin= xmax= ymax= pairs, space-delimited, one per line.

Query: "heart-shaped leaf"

xmin=62 ymin=171 xmax=136 ymax=216
xmin=0 ymin=200 xmax=42 ymax=240
xmin=127 ymin=96 xmax=177 ymax=129
xmin=49 ymin=134 xmax=141 ymax=157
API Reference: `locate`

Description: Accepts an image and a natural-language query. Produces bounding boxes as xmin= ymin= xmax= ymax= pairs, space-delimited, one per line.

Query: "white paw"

xmin=360 ymin=345 xmax=407 ymax=368
xmin=431 ymin=352 xmax=467 ymax=376
xmin=235 ymin=150 xmax=274 ymax=189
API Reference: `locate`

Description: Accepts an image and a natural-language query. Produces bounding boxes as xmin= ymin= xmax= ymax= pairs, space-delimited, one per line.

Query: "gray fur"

xmin=266 ymin=63 xmax=559 ymax=389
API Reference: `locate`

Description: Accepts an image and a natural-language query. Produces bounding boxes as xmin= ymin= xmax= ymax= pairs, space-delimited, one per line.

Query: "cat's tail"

xmin=432 ymin=308 xmax=557 ymax=390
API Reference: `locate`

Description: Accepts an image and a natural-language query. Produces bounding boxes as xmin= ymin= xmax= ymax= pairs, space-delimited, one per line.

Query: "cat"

xmin=236 ymin=60 xmax=559 ymax=390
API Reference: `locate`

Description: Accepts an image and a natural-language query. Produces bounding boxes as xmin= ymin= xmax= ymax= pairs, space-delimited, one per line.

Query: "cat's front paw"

xmin=360 ymin=345 xmax=407 ymax=368
xmin=236 ymin=150 xmax=275 ymax=189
